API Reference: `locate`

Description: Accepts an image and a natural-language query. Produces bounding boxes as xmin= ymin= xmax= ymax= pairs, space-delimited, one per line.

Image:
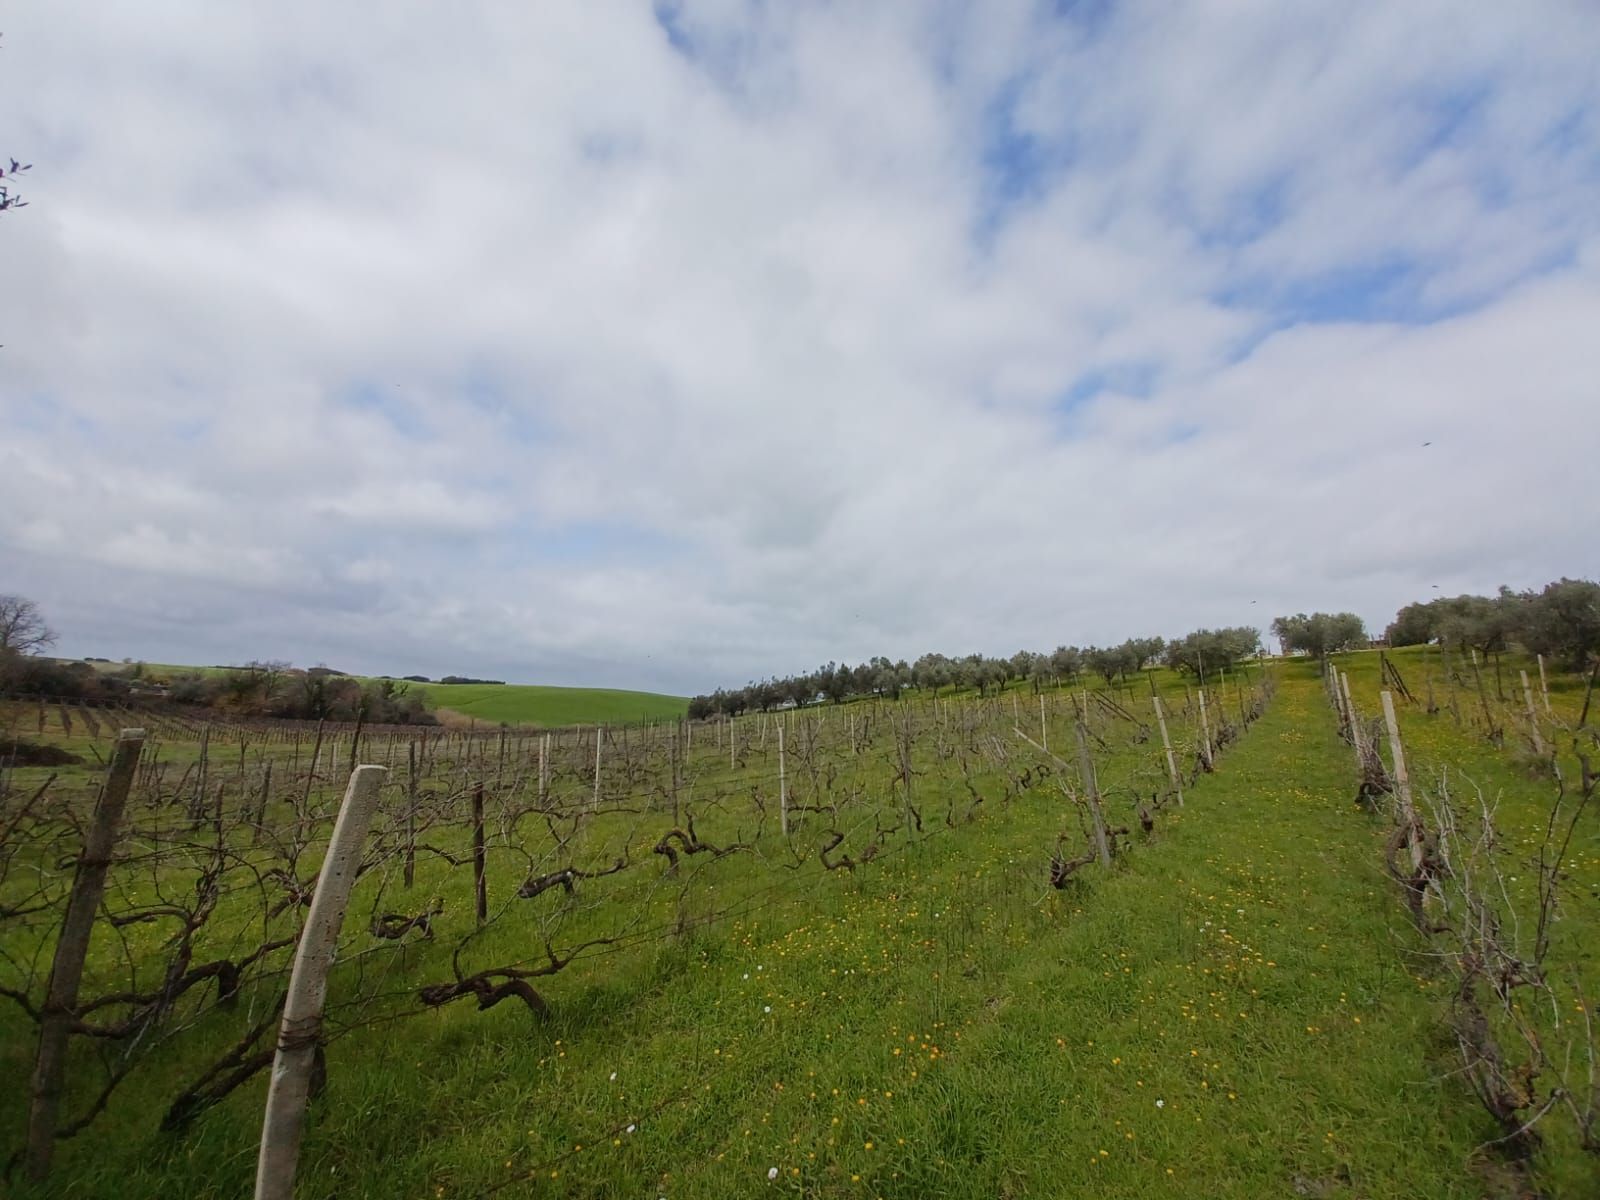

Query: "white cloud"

xmin=1 ymin=1 xmax=1598 ymax=693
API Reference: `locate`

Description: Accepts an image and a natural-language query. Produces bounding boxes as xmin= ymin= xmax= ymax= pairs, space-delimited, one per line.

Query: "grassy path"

xmin=827 ymin=667 xmax=1491 ymax=1199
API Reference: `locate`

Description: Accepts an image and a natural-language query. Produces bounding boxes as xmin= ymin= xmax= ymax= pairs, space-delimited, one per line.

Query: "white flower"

xmin=626 ymin=1124 xmax=636 ymax=1134
xmin=764 ymin=1005 xmax=772 ymax=1013
xmin=609 ymin=1071 xmax=617 ymax=1082
xmin=1156 ymin=1099 xmax=1165 ymax=1109
xmin=743 ymin=973 xmax=750 ymax=980
xmin=768 ymin=1167 xmax=779 ymax=1180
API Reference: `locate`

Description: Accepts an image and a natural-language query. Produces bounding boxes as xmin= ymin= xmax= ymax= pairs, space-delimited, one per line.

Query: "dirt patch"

xmin=3 ymin=740 xmax=84 ymax=766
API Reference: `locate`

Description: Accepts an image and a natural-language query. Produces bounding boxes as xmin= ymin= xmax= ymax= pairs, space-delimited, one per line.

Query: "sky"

xmin=2 ymin=1 xmax=1599 ymax=696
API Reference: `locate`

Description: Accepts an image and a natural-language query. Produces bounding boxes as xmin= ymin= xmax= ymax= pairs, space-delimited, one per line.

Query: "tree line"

xmin=1384 ymin=577 xmax=1600 ymax=670
xmin=161 ymin=661 xmax=436 ymax=724
xmin=689 ymin=575 xmax=1600 ymax=721
xmin=686 ymin=626 xmax=1263 ymax=719
xmin=0 ymin=597 xmax=435 ymax=724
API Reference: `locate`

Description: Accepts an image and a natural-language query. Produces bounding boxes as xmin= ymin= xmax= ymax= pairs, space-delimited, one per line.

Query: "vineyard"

xmin=1 ymin=648 xmax=1595 ymax=1198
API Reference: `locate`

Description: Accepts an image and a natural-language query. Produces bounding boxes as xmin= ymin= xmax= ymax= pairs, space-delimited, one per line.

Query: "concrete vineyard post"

xmin=1379 ymin=692 xmax=1423 ymax=871
xmin=593 ymin=726 xmax=603 ymax=810
xmin=1198 ymin=689 xmax=1214 ymax=770
xmin=25 ymin=729 xmax=145 ymax=1182
xmin=1520 ymin=669 xmax=1546 ymax=756
xmin=255 ymin=765 xmax=386 ymax=1200
xmin=778 ymin=721 xmax=788 ymax=836
xmin=1152 ymin=696 xmax=1183 ymax=806
xmin=1340 ymin=673 xmax=1364 ymax=770
xmin=541 ymin=733 xmax=551 ymax=802
xmin=1039 ymin=694 xmax=1048 ymax=751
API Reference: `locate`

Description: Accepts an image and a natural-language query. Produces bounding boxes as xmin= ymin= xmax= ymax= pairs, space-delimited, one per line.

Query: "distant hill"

xmin=412 ymin=681 xmax=687 ymax=727
xmin=77 ymin=660 xmax=686 ymax=727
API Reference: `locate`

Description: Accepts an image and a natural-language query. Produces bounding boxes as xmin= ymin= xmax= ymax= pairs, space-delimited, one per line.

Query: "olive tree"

xmin=1164 ymin=626 xmax=1260 ymax=679
xmin=1517 ymin=578 xmax=1600 ymax=670
xmin=1271 ymin=612 xmax=1367 ymax=660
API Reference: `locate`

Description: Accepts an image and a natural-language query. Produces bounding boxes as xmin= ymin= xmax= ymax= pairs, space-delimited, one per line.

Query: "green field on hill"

xmin=416 ymin=681 xmax=687 ymax=727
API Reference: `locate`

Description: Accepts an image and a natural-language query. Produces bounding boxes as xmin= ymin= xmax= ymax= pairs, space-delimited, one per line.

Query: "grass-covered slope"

xmin=415 ymin=682 xmax=687 ymax=727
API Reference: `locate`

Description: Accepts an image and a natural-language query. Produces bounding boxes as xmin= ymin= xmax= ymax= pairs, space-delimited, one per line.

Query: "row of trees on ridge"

xmin=687 ymin=627 xmax=1262 ymax=719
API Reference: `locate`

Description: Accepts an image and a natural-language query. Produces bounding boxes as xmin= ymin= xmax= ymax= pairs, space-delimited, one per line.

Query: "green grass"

xmin=4 ymin=656 xmax=1595 ymax=1197
xmin=414 ymin=681 xmax=687 ymax=727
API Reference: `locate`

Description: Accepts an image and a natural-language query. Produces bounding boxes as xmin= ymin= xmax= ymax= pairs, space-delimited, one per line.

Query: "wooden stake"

xmin=1073 ymin=722 xmax=1113 ymax=868
xmin=592 ymin=726 xmax=603 ymax=810
xmin=404 ymin=742 xmax=417 ymax=889
xmin=472 ymin=782 xmax=488 ymax=925
xmin=1197 ymin=689 xmax=1214 ymax=770
xmin=25 ymin=730 xmax=145 ymax=1182
xmin=300 ymin=719 xmax=325 ymax=837
xmin=1153 ymin=696 xmax=1183 ymax=806
xmin=670 ymin=727 xmax=681 ymax=824
xmin=1536 ymin=654 xmax=1551 ymax=714
xmin=254 ymin=765 xmax=386 ymax=1200
xmin=1469 ymin=652 xmax=1496 ymax=741
xmin=191 ymin=726 xmax=210 ymax=826
xmin=1520 ymin=669 xmax=1546 ymax=756
xmin=1039 ymin=694 xmax=1048 ymax=751
xmin=253 ymin=760 xmax=273 ymax=844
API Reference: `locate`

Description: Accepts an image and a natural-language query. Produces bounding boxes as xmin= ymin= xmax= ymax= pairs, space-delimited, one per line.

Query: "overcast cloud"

xmin=2 ymin=1 xmax=1598 ymax=694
